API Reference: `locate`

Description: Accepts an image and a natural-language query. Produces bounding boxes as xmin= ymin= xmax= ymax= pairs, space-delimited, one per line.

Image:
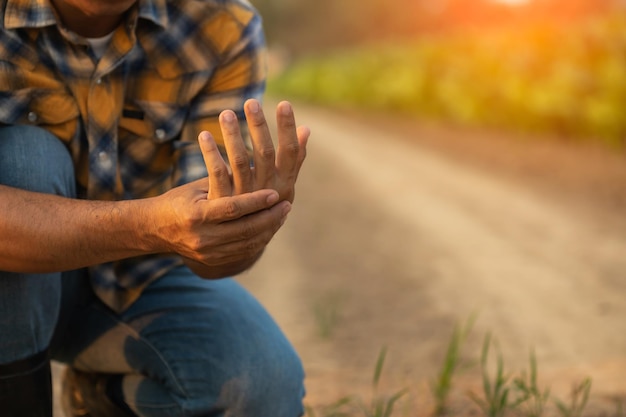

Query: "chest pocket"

xmin=0 ymin=87 xmax=80 ymax=143
xmin=117 ymin=99 xmax=190 ymax=197
xmin=0 ymin=27 xmax=79 ymax=140
xmin=119 ymin=99 xmax=187 ymax=144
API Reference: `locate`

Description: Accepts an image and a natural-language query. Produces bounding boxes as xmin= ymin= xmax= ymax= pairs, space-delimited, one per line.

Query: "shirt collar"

xmin=4 ymin=0 xmax=169 ymax=30
xmin=137 ymin=0 xmax=168 ymax=29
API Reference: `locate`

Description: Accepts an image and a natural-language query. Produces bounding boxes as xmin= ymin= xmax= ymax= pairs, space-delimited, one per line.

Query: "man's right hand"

xmin=152 ymin=179 xmax=290 ymax=278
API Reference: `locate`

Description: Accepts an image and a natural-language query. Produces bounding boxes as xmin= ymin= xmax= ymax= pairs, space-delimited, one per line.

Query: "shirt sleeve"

xmin=172 ymin=2 xmax=268 ymax=187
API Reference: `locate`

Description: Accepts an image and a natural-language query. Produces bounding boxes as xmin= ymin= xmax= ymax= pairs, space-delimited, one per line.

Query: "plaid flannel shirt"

xmin=0 ymin=0 xmax=267 ymax=312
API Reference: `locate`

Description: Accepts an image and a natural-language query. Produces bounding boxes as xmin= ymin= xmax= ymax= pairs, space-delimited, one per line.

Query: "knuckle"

xmin=223 ymin=199 xmax=242 ymax=218
xmin=210 ymin=164 xmax=229 ymax=181
xmin=230 ymin=154 xmax=250 ymax=170
xmin=226 ymin=128 xmax=243 ymax=140
xmin=189 ymin=238 xmax=202 ymax=252
xmin=239 ymin=219 xmax=258 ymax=239
xmin=280 ymin=115 xmax=296 ymax=129
xmin=249 ymin=115 xmax=266 ymax=129
xmin=181 ymin=207 xmax=202 ymax=229
xmin=186 ymin=234 xmax=205 ymax=253
xmin=202 ymin=144 xmax=223 ymax=163
xmin=283 ymin=141 xmax=300 ymax=158
xmin=258 ymin=145 xmax=275 ymax=161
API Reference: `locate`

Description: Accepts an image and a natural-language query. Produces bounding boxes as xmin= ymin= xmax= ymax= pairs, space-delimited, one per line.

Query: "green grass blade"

xmin=481 ymin=333 xmax=493 ymax=402
xmin=373 ymin=346 xmax=388 ymax=389
xmin=382 ymin=389 xmax=409 ymax=417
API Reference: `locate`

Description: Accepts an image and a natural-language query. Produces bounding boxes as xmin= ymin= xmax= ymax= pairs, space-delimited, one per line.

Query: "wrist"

xmin=133 ymin=196 xmax=173 ymax=255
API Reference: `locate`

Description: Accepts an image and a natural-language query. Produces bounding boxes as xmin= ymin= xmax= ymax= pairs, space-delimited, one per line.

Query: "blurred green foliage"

xmin=269 ymin=14 xmax=626 ymax=147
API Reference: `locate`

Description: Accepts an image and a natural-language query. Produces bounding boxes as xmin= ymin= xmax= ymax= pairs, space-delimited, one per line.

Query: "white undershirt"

xmin=86 ymin=32 xmax=115 ymax=60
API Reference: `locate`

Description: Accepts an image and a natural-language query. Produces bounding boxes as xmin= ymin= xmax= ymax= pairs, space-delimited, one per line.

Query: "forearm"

xmin=0 ymin=185 xmax=160 ymax=273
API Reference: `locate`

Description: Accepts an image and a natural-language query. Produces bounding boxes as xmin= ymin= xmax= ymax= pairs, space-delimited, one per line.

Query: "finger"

xmin=198 ymin=131 xmax=232 ymax=199
xmin=207 ymin=200 xmax=291 ymax=248
xmin=205 ymin=189 xmax=281 ymax=223
xmin=294 ymin=125 xmax=310 ymax=177
xmin=244 ymin=99 xmax=275 ymax=189
xmin=219 ymin=110 xmax=253 ymax=195
xmin=275 ymin=101 xmax=302 ymax=177
xmin=196 ymin=199 xmax=289 ymax=265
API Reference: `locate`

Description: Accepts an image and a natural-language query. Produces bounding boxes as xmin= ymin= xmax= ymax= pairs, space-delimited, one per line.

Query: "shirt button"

xmin=27 ymin=111 xmax=38 ymax=123
xmin=155 ymin=128 xmax=166 ymax=140
xmin=98 ymin=151 xmax=112 ymax=169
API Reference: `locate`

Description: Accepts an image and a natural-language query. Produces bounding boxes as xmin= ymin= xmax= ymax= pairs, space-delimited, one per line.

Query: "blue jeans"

xmin=0 ymin=126 xmax=305 ymax=416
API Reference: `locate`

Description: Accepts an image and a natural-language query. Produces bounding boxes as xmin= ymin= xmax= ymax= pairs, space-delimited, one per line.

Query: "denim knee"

xmin=115 ymin=276 xmax=307 ymax=417
xmin=0 ymin=125 xmax=76 ymax=197
xmin=214 ymin=342 xmax=306 ymax=417
xmin=130 ymin=339 xmax=306 ymax=417
xmin=184 ymin=338 xmax=306 ymax=417
xmin=0 ymin=125 xmax=73 ymax=363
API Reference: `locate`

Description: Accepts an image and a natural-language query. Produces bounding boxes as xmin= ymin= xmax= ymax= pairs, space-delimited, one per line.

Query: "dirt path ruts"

xmin=243 ymin=103 xmax=626 ymax=411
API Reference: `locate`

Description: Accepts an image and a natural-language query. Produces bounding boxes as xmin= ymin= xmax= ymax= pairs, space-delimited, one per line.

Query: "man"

xmin=0 ymin=0 xmax=309 ymax=413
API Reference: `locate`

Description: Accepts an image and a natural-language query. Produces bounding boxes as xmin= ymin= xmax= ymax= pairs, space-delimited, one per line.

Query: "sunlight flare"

xmin=490 ymin=0 xmax=530 ymax=5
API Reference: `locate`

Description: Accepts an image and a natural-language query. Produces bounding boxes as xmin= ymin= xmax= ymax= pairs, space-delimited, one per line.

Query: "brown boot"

xmin=61 ymin=368 xmax=136 ymax=417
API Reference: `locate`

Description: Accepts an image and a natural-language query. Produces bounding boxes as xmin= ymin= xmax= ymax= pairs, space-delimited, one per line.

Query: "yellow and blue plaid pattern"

xmin=0 ymin=0 xmax=267 ymax=312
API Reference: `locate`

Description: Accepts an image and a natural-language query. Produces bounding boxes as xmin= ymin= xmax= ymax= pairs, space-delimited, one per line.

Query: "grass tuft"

xmin=305 ymin=319 xmax=597 ymax=417
xmin=554 ymin=378 xmax=592 ymax=417
xmin=511 ymin=349 xmax=550 ymax=417
xmin=431 ymin=314 xmax=477 ymax=416
xmin=467 ymin=333 xmax=512 ymax=417
xmin=306 ymin=347 xmax=408 ymax=417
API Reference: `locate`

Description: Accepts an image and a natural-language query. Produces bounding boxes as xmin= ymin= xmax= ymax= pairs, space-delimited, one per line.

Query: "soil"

xmin=52 ymin=103 xmax=626 ymax=416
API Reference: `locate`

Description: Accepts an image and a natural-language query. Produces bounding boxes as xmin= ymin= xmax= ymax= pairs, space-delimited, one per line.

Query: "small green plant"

xmin=468 ymin=333 xmax=512 ymax=417
xmin=305 ymin=347 xmax=407 ymax=417
xmin=354 ymin=347 xmax=408 ymax=417
xmin=554 ymin=378 xmax=592 ymax=417
xmin=431 ymin=314 xmax=477 ymax=416
xmin=512 ymin=350 xmax=550 ymax=417
xmin=305 ymin=324 xmax=599 ymax=417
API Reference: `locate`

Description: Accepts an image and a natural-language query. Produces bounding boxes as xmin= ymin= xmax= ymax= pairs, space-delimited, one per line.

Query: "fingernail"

xmin=280 ymin=102 xmax=292 ymax=116
xmin=282 ymin=203 xmax=292 ymax=217
xmin=222 ymin=111 xmax=235 ymax=122
xmin=266 ymin=192 xmax=279 ymax=204
xmin=248 ymin=100 xmax=260 ymax=114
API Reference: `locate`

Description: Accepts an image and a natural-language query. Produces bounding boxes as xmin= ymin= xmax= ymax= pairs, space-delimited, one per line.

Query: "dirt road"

xmin=245 ymin=103 xmax=626 ymax=412
xmin=53 ymin=103 xmax=626 ymax=415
